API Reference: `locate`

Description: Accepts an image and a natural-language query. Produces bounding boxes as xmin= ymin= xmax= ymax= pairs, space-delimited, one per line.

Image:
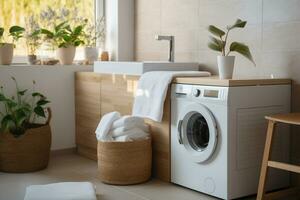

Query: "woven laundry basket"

xmin=0 ymin=109 xmax=52 ymax=173
xmin=97 ymin=137 xmax=152 ymax=185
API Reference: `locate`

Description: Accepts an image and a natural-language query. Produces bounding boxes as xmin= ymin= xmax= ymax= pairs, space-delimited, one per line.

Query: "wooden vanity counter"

xmin=75 ymin=72 xmax=291 ymax=182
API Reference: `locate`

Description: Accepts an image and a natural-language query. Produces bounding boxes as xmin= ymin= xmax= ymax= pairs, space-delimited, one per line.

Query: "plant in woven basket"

xmin=0 ymin=77 xmax=50 ymax=137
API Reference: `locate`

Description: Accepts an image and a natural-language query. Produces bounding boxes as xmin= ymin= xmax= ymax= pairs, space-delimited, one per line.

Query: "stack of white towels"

xmin=95 ymin=111 xmax=150 ymax=142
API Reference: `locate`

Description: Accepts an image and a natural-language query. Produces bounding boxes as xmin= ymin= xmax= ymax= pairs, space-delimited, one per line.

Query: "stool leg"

xmin=257 ymin=120 xmax=276 ymax=200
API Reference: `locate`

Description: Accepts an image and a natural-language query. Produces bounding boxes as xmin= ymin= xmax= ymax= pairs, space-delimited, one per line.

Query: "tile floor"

xmin=0 ymin=152 xmax=285 ymax=200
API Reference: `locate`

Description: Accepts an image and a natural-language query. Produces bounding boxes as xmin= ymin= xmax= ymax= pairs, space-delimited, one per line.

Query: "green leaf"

xmin=34 ymin=106 xmax=46 ymax=118
xmin=209 ymin=36 xmax=224 ymax=49
xmin=73 ymin=25 xmax=83 ymax=35
xmin=1 ymin=115 xmax=15 ymax=131
xmin=229 ymin=42 xmax=255 ymax=65
xmin=9 ymin=26 xmax=25 ymax=34
xmin=40 ymin=29 xmax=54 ymax=38
xmin=32 ymin=92 xmax=44 ymax=98
xmin=15 ymin=109 xmax=27 ymax=126
xmin=63 ymin=35 xmax=71 ymax=42
xmin=0 ymin=27 xmax=4 ymax=37
xmin=208 ymin=25 xmax=225 ymax=37
xmin=6 ymin=100 xmax=17 ymax=109
xmin=0 ymin=93 xmax=6 ymax=101
xmin=55 ymin=21 xmax=68 ymax=32
xmin=208 ymin=42 xmax=222 ymax=52
xmin=227 ymin=19 xmax=247 ymax=30
xmin=37 ymin=99 xmax=50 ymax=106
xmin=18 ymin=89 xmax=27 ymax=96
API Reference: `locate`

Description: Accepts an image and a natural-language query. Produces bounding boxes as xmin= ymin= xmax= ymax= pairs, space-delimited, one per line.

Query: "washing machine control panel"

xmin=172 ymin=84 xmax=228 ymax=102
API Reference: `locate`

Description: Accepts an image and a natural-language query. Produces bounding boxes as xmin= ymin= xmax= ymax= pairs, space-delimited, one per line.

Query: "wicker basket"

xmin=0 ymin=109 xmax=52 ymax=173
xmin=98 ymin=138 xmax=152 ymax=185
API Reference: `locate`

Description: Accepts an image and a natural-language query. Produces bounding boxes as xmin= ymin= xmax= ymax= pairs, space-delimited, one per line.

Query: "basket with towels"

xmin=95 ymin=111 xmax=152 ymax=185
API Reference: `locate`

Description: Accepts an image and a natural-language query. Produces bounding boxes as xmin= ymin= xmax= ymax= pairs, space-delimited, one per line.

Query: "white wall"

xmin=0 ymin=65 xmax=93 ymax=150
xmin=105 ymin=0 xmax=134 ymax=61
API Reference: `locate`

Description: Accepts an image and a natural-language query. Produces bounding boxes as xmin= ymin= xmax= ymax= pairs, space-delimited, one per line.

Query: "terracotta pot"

xmin=84 ymin=47 xmax=99 ymax=64
xmin=56 ymin=45 xmax=76 ymax=65
xmin=0 ymin=43 xmax=14 ymax=65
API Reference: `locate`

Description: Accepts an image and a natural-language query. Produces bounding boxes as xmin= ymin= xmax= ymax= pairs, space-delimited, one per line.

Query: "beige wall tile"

xmin=263 ymin=0 xmax=300 ymax=23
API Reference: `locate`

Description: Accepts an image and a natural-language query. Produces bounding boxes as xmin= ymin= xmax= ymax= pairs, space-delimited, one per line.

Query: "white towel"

xmin=111 ymin=115 xmax=145 ymax=130
xmin=132 ymin=71 xmax=211 ymax=122
xmin=95 ymin=111 xmax=120 ymax=141
xmin=24 ymin=182 xmax=97 ymax=200
xmin=114 ymin=128 xmax=149 ymax=142
xmin=110 ymin=125 xmax=149 ymax=138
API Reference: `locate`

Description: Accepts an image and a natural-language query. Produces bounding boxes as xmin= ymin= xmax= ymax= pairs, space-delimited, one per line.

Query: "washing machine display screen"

xmin=186 ymin=113 xmax=209 ymax=151
xmin=204 ymin=90 xmax=219 ymax=98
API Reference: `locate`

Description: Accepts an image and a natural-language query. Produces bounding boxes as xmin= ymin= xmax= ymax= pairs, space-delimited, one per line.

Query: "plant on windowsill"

xmin=208 ymin=19 xmax=255 ymax=79
xmin=0 ymin=77 xmax=51 ymax=173
xmin=41 ymin=21 xmax=85 ymax=65
xmin=0 ymin=26 xmax=25 ymax=65
xmin=25 ymin=15 xmax=42 ymax=65
xmin=82 ymin=16 xmax=106 ymax=64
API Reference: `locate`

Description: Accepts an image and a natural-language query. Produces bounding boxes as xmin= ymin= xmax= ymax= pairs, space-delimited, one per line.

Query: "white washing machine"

xmin=171 ymin=83 xmax=291 ymax=199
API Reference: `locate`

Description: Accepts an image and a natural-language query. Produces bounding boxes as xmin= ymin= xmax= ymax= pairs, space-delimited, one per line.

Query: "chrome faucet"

xmin=155 ymin=35 xmax=175 ymax=62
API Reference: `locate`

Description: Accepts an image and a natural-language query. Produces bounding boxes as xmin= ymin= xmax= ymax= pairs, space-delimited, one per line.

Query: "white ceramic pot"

xmin=56 ymin=45 xmax=76 ymax=65
xmin=83 ymin=47 xmax=99 ymax=64
xmin=0 ymin=43 xmax=14 ymax=65
xmin=217 ymin=56 xmax=235 ymax=79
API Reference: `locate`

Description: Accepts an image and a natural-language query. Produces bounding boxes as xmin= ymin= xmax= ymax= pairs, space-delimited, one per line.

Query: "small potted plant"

xmin=41 ymin=21 xmax=85 ymax=65
xmin=25 ymin=15 xmax=41 ymax=65
xmin=83 ymin=17 xmax=106 ymax=64
xmin=0 ymin=26 xmax=25 ymax=65
xmin=0 ymin=77 xmax=51 ymax=173
xmin=208 ymin=19 xmax=255 ymax=79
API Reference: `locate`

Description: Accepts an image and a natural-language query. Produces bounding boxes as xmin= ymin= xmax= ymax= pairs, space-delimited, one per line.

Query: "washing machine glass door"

xmin=178 ymin=103 xmax=218 ymax=163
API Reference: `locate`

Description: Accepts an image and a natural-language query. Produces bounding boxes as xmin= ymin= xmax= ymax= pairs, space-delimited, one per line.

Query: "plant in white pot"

xmin=41 ymin=21 xmax=85 ymax=65
xmin=208 ymin=19 xmax=255 ymax=79
xmin=25 ymin=15 xmax=42 ymax=65
xmin=0 ymin=26 xmax=25 ymax=65
xmin=83 ymin=16 xmax=106 ymax=64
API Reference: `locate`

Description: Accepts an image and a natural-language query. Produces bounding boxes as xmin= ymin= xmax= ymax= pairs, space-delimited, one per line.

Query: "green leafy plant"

xmin=83 ymin=16 xmax=105 ymax=48
xmin=208 ymin=19 xmax=255 ymax=65
xmin=0 ymin=26 xmax=25 ymax=44
xmin=0 ymin=77 xmax=50 ymax=137
xmin=41 ymin=21 xmax=85 ymax=48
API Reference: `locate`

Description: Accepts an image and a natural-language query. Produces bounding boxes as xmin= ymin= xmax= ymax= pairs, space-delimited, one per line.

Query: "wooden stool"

xmin=257 ymin=113 xmax=300 ymax=200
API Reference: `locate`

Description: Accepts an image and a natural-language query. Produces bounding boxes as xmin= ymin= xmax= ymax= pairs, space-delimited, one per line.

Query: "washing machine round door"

xmin=178 ymin=103 xmax=218 ymax=163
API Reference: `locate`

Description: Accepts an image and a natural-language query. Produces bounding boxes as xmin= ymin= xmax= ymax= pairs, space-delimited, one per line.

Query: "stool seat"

xmin=265 ymin=113 xmax=300 ymax=125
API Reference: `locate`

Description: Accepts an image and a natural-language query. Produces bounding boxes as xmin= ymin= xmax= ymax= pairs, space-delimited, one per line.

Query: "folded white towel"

xmin=95 ymin=111 xmax=121 ymax=141
xmin=132 ymin=71 xmax=211 ymax=122
xmin=24 ymin=182 xmax=97 ymax=200
xmin=108 ymin=124 xmax=149 ymax=138
xmin=114 ymin=128 xmax=149 ymax=142
xmin=111 ymin=115 xmax=145 ymax=130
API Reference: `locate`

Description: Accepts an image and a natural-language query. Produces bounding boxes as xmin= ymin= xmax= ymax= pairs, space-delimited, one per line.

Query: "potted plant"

xmin=0 ymin=26 xmax=25 ymax=65
xmin=208 ymin=19 xmax=255 ymax=79
xmin=83 ymin=17 xmax=106 ymax=64
xmin=41 ymin=21 xmax=85 ymax=65
xmin=25 ymin=15 xmax=41 ymax=65
xmin=0 ymin=77 xmax=51 ymax=173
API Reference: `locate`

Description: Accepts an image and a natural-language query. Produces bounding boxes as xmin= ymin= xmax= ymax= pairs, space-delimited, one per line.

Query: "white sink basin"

xmin=94 ymin=61 xmax=199 ymax=75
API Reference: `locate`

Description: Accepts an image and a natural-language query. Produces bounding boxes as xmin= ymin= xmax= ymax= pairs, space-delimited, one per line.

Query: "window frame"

xmin=12 ymin=0 xmax=104 ymax=65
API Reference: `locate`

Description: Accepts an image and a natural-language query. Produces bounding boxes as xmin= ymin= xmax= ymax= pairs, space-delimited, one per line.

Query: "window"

xmin=0 ymin=0 xmax=101 ymax=64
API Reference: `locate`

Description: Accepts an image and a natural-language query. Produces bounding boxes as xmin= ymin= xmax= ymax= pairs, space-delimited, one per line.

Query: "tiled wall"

xmin=135 ymin=0 xmax=300 ymax=184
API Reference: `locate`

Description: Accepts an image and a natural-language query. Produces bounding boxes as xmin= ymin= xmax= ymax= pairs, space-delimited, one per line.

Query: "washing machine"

xmin=171 ymin=83 xmax=291 ymax=199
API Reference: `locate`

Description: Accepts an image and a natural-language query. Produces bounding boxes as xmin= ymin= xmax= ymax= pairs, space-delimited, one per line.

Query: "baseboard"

xmin=50 ymin=148 xmax=77 ymax=156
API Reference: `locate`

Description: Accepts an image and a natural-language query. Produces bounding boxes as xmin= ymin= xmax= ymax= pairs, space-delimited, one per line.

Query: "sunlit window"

xmin=0 ymin=0 xmax=95 ymax=63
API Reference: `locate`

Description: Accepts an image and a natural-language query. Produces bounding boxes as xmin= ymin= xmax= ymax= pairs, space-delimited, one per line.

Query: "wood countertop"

xmin=173 ymin=76 xmax=291 ymax=86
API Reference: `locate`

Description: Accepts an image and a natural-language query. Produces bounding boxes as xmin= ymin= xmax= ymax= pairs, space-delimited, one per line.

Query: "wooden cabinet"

xmin=75 ymin=72 xmax=171 ymax=182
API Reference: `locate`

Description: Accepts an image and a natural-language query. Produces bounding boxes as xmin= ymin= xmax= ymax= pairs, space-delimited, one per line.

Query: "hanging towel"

xmin=114 ymin=128 xmax=149 ymax=142
xmin=95 ymin=111 xmax=121 ymax=141
xmin=111 ymin=115 xmax=145 ymax=130
xmin=132 ymin=71 xmax=211 ymax=122
xmin=24 ymin=182 xmax=97 ymax=200
xmin=110 ymin=125 xmax=149 ymax=138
